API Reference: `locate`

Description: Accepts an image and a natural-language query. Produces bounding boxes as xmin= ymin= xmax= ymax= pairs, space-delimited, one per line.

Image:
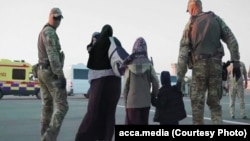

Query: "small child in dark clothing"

xmin=151 ymin=71 xmax=187 ymax=125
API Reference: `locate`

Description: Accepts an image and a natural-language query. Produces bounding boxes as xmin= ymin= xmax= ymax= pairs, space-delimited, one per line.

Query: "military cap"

xmin=186 ymin=0 xmax=202 ymax=12
xmin=50 ymin=7 xmax=63 ymax=18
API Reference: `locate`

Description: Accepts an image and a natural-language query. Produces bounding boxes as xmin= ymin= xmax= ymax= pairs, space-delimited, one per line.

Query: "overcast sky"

xmin=0 ymin=0 xmax=249 ymax=75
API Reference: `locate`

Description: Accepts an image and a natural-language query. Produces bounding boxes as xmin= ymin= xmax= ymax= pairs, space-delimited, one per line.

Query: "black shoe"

xmin=242 ymin=116 xmax=247 ymax=119
xmin=232 ymin=116 xmax=235 ymax=119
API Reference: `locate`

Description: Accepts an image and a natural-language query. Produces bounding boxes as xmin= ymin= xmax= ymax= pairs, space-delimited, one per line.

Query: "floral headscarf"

xmin=132 ymin=37 xmax=148 ymax=58
xmin=121 ymin=37 xmax=149 ymax=68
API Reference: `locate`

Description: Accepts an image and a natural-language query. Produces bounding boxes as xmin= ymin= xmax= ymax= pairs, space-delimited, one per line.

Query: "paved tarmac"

xmin=0 ymin=90 xmax=249 ymax=141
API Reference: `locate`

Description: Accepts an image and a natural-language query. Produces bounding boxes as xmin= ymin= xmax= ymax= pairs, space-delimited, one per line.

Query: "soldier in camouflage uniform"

xmin=37 ymin=8 xmax=69 ymax=141
xmin=227 ymin=60 xmax=248 ymax=119
xmin=177 ymin=0 xmax=240 ymax=124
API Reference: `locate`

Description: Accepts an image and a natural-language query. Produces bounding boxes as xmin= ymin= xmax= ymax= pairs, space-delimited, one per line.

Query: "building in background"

xmin=171 ymin=63 xmax=177 ymax=76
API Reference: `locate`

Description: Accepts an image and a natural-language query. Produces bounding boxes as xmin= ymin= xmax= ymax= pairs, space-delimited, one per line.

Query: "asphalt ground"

xmin=0 ymin=90 xmax=250 ymax=141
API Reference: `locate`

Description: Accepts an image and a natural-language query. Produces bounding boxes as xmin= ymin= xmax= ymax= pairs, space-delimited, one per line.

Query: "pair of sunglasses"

xmin=53 ymin=16 xmax=63 ymax=21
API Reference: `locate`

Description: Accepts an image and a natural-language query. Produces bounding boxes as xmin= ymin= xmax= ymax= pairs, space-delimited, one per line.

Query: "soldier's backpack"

xmin=108 ymin=37 xmax=129 ymax=77
xmin=187 ymin=11 xmax=225 ymax=69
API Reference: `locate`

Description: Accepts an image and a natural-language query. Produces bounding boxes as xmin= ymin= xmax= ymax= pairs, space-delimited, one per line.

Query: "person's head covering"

xmin=92 ymin=32 xmax=100 ymax=38
xmin=99 ymin=24 xmax=113 ymax=38
xmin=132 ymin=37 xmax=148 ymax=58
xmin=87 ymin=32 xmax=100 ymax=49
xmin=160 ymin=71 xmax=171 ymax=87
xmin=121 ymin=37 xmax=148 ymax=68
xmin=50 ymin=7 xmax=63 ymax=18
xmin=186 ymin=0 xmax=202 ymax=12
xmin=93 ymin=24 xmax=113 ymax=48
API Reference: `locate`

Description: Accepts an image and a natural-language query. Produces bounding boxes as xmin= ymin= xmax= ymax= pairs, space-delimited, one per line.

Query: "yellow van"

xmin=0 ymin=59 xmax=40 ymax=99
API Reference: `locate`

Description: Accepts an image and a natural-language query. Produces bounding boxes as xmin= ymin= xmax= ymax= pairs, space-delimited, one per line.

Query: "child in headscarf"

xmin=86 ymin=32 xmax=99 ymax=52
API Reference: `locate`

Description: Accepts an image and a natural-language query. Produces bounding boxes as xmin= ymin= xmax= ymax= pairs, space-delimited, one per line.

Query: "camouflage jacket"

xmin=177 ymin=11 xmax=240 ymax=81
xmin=38 ymin=24 xmax=64 ymax=77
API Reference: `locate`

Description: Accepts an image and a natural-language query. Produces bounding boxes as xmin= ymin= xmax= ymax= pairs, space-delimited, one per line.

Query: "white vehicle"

xmin=65 ymin=63 xmax=89 ymax=96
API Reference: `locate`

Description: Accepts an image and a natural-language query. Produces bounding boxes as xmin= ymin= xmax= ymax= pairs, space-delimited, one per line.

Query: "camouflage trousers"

xmin=38 ymin=68 xmax=69 ymax=141
xmin=190 ymin=59 xmax=222 ymax=125
xmin=228 ymin=81 xmax=246 ymax=118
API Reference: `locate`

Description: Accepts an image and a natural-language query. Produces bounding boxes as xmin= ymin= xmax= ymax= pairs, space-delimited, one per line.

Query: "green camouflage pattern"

xmin=214 ymin=15 xmax=240 ymax=62
xmin=38 ymin=68 xmax=69 ymax=141
xmin=177 ymin=12 xmax=239 ymax=125
xmin=177 ymin=14 xmax=239 ymax=82
xmin=189 ymin=59 xmax=222 ymax=124
xmin=39 ymin=25 xmax=64 ymax=77
xmin=177 ymin=20 xmax=191 ymax=81
xmin=228 ymin=61 xmax=247 ymax=118
xmin=38 ymin=24 xmax=68 ymax=141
